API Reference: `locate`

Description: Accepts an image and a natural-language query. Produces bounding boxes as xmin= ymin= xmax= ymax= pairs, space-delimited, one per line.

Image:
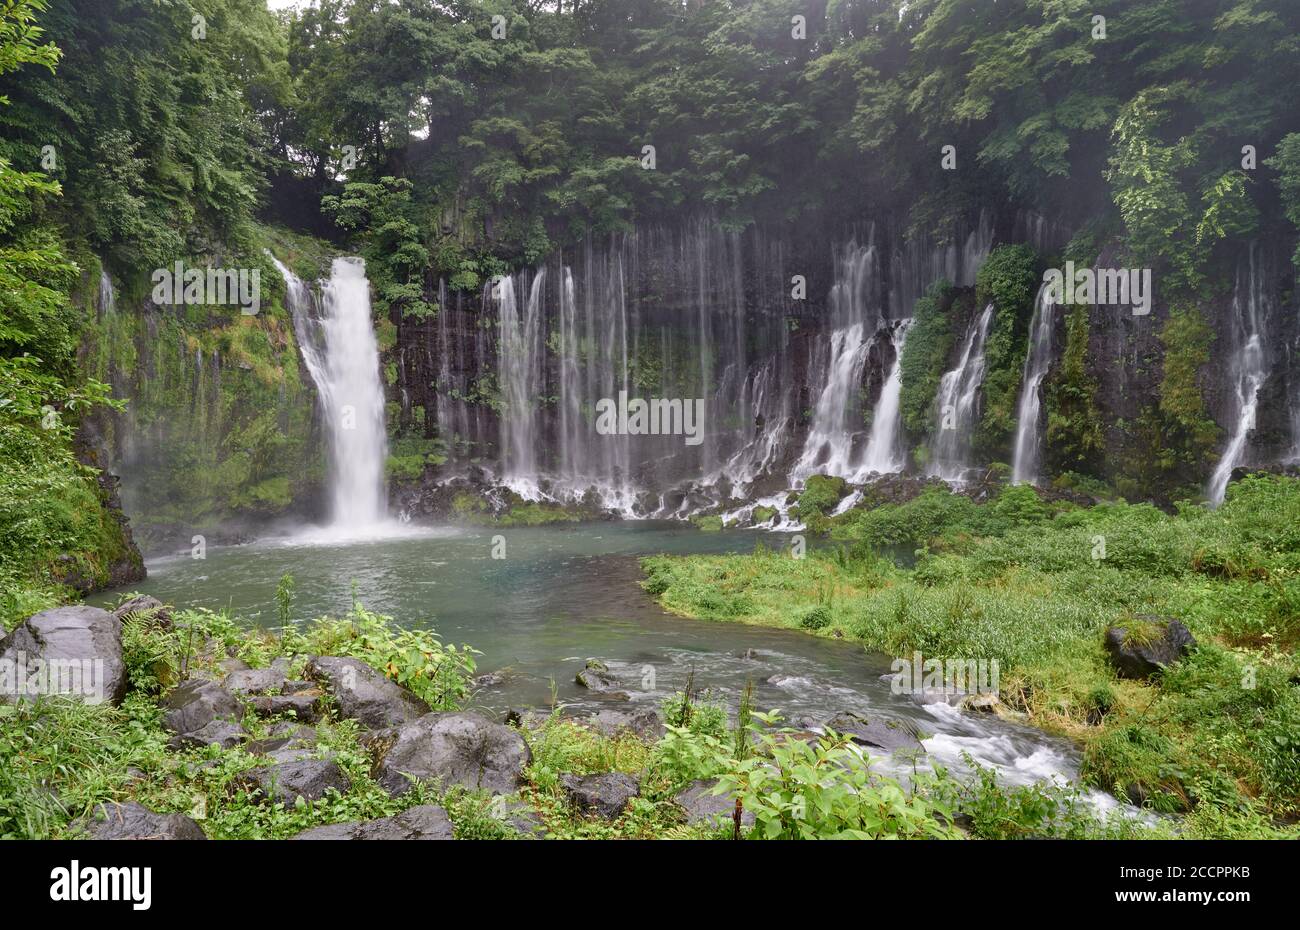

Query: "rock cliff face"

xmin=85 ymin=211 xmax=1300 ymax=537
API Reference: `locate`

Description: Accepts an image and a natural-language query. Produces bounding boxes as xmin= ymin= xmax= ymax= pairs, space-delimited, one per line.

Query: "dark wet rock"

xmin=74 ymin=801 xmax=206 ymax=840
xmin=162 ymin=680 xmax=246 ymax=749
xmin=376 ymin=711 xmax=531 ymax=797
xmin=218 ymin=656 xmax=251 ymax=674
xmin=676 ymin=779 xmax=755 ymax=830
xmin=291 ymin=805 xmax=455 ymax=840
xmin=583 ymin=708 xmax=665 ymax=740
xmin=250 ymin=693 xmax=323 ymax=723
xmin=111 ymin=595 xmax=172 ymax=629
xmin=224 ymin=666 xmax=288 ymax=695
xmin=559 ymin=772 xmax=639 ymax=819
xmin=575 ymin=659 xmax=626 ymax=695
xmin=236 ymin=758 xmax=349 ymax=805
xmin=0 ymin=606 xmax=127 ymax=705
xmin=1104 ymin=617 xmax=1196 ymax=680
xmin=246 ymin=723 xmax=317 ymax=755
xmin=823 ymin=711 xmax=922 ymax=752
xmin=495 ymin=799 xmax=546 ymax=837
xmin=305 ymin=656 xmax=429 ymax=728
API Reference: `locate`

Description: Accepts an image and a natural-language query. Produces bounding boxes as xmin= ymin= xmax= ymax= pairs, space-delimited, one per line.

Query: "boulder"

xmin=291 ymin=805 xmax=455 ymax=840
xmin=676 ymin=778 xmax=755 ymax=830
xmin=236 ymin=758 xmax=349 ymax=805
xmin=305 ymin=656 xmax=429 ymax=728
xmin=493 ymin=798 xmax=546 ymax=837
xmin=376 ymin=711 xmax=531 ymax=797
xmin=582 ymin=708 xmax=665 ymax=740
xmin=74 ymin=801 xmax=207 ymax=840
xmin=823 ymin=711 xmax=922 ymax=753
xmin=224 ymin=666 xmax=288 ymax=695
xmin=0 ymin=606 xmax=127 ymax=705
xmin=250 ymin=693 xmax=323 ymax=723
xmin=560 ymin=772 xmax=639 ymax=819
xmin=575 ymin=659 xmax=626 ymax=695
xmin=111 ymin=595 xmax=172 ymax=628
xmin=247 ymin=723 xmax=317 ymax=755
xmin=1104 ymin=617 xmax=1196 ymax=679
xmin=161 ymin=680 xmax=246 ymax=749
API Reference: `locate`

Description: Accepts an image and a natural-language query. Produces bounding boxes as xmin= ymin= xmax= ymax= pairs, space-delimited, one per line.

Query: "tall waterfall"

xmin=927 ymin=304 xmax=995 ymax=482
xmin=860 ymin=319 xmax=914 ymax=475
xmin=275 ymin=256 xmax=389 ymax=529
xmin=1207 ymin=246 xmax=1269 ymax=505
xmin=498 ymin=272 xmax=546 ymax=492
xmin=1011 ymin=284 xmax=1055 ymax=484
xmin=790 ymin=242 xmax=884 ymax=483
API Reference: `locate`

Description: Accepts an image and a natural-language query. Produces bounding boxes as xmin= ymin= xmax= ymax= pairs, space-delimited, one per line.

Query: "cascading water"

xmin=860 ymin=319 xmax=914 ymax=475
xmin=1207 ymin=246 xmax=1270 ymax=505
xmin=1011 ymin=284 xmax=1055 ymax=484
xmin=274 ymin=256 xmax=389 ymax=530
xmin=98 ymin=269 xmax=116 ymax=316
xmin=498 ymin=272 xmax=547 ymax=494
xmin=927 ymin=304 xmax=995 ymax=482
xmin=790 ymin=241 xmax=883 ymax=483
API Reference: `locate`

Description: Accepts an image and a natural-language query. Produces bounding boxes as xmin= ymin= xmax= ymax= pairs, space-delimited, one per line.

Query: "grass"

xmin=640 ymin=476 xmax=1300 ymax=837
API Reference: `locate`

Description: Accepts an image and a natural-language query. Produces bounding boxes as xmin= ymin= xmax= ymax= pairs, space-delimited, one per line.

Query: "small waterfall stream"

xmin=860 ymin=319 xmax=913 ymax=476
xmin=274 ymin=256 xmax=389 ymax=530
xmin=1011 ymin=284 xmax=1055 ymax=485
xmin=1207 ymin=246 xmax=1269 ymax=505
xmin=927 ymin=304 xmax=995 ymax=482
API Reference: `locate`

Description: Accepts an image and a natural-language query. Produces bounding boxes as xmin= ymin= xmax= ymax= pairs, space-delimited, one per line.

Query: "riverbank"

xmin=4 ymin=589 xmax=1169 ymax=840
xmin=642 ymin=476 xmax=1300 ymax=839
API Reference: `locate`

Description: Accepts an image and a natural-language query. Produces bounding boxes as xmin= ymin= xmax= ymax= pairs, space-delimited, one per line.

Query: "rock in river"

xmin=822 ymin=710 xmax=922 ymax=753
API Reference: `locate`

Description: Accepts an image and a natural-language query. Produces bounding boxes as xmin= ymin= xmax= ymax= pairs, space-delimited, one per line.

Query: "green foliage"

xmin=1265 ymin=132 xmax=1300 ymax=270
xmin=1043 ymin=305 xmax=1104 ymax=476
xmin=717 ymin=727 xmax=959 ymax=840
xmin=973 ymin=244 xmax=1039 ymax=457
xmin=794 ymin=474 xmax=847 ymax=531
xmin=646 ymin=476 xmax=1300 ymax=832
xmin=282 ymin=603 xmax=478 ymax=711
xmin=898 ymin=282 xmax=958 ymax=440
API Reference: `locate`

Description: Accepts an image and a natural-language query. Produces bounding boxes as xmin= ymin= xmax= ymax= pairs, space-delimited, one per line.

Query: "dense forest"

xmin=2 ymin=0 xmax=1299 ymax=847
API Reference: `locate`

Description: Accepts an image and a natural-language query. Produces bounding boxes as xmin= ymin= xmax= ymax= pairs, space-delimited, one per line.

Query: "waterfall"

xmin=1011 ymin=284 xmax=1055 ymax=484
xmin=498 ymin=272 xmax=547 ymax=493
xmin=860 ymin=319 xmax=914 ymax=475
xmin=927 ymin=303 xmax=995 ymax=482
xmin=98 ymin=269 xmax=116 ymax=316
xmin=274 ymin=255 xmax=389 ymax=529
xmin=790 ymin=242 xmax=882 ymax=483
xmin=1207 ymin=246 xmax=1269 ymax=505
